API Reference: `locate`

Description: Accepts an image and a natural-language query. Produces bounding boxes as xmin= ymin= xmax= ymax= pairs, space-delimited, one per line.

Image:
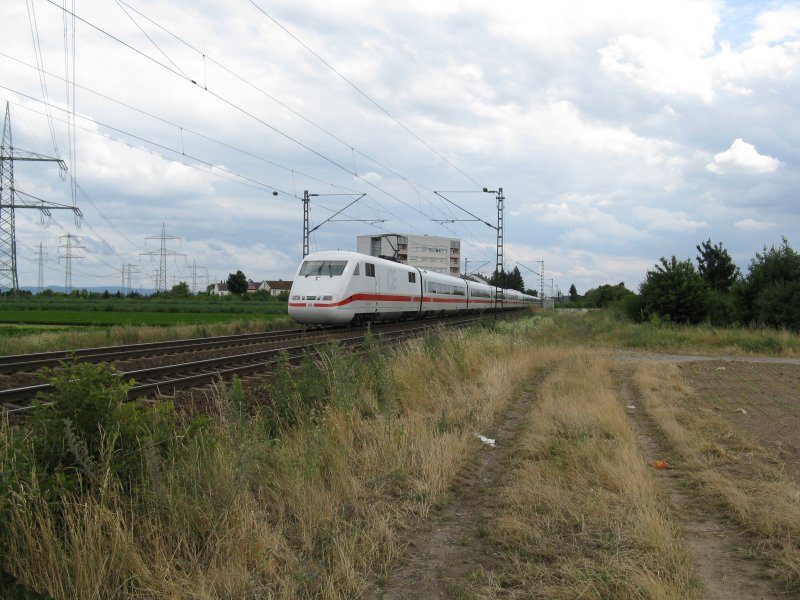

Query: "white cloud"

xmin=734 ymin=218 xmax=774 ymax=231
xmin=751 ymin=8 xmax=800 ymax=46
xmin=600 ymin=34 xmax=715 ymax=102
xmin=539 ymin=201 xmax=650 ymax=242
xmin=633 ymin=207 xmax=707 ymax=232
xmin=706 ymin=139 xmax=781 ymax=175
xmin=710 ymin=41 xmax=800 ymax=90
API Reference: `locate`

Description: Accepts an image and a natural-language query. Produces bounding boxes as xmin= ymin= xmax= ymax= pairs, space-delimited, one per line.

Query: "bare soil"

xmin=615 ymin=365 xmax=788 ymax=599
xmin=370 ymin=353 xmax=800 ymax=599
xmin=678 ymin=359 xmax=800 ymax=482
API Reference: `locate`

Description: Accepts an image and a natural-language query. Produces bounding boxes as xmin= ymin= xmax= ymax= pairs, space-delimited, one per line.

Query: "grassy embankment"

xmin=2 ymin=311 xmax=799 ymax=598
xmin=1 ymin=320 xmax=555 ymax=598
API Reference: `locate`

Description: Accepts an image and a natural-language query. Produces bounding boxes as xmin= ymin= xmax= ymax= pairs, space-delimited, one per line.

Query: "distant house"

xmin=261 ymin=280 xmax=292 ymax=296
xmin=210 ymin=279 xmax=292 ymax=296
xmin=210 ymin=282 xmax=230 ymax=296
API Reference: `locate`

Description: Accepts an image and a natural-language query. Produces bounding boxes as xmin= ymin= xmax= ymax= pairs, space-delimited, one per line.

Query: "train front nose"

xmin=288 ymin=290 xmax=347 ymax=324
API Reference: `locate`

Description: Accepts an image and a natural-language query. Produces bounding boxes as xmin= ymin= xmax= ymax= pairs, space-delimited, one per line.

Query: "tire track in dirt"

xmin=613 ymin=365 xmax=788 ymax=600
xmin=372 ymin=383 xmax=539 ymax=599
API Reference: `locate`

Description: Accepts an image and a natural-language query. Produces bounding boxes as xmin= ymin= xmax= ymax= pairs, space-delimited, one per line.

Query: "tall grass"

xmin=540 ymin=310 xmax=800 ymax=356
xmin=465 ymin=349 xmax=699 ymax=598
xmin=1 ymin=319 xmax=552 ymax=598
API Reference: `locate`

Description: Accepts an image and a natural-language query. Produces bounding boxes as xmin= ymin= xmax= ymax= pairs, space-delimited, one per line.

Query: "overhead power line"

xmin=12 ymin=4 xmax=501 ymax=269
xmin=248 ymin=0 xmax=483 ymax=190
xmin=34 ymin=2 xmax=488 ymax=243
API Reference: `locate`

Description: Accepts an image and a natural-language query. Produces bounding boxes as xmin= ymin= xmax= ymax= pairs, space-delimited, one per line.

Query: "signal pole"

xmin=538 ymin=259 xmax=544 ymax=303
xmin=301 ymin=190 xmax=373 ymax=257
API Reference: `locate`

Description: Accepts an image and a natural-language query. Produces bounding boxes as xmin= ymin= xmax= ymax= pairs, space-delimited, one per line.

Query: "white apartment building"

xmin=357 ymin=234 xmax=461 ymax=276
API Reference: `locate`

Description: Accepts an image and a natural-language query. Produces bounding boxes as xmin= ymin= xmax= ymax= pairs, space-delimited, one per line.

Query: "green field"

xmin=0 ymin=296 xmax=288 ymax=327
xmin=0 ymin=309 xmax=280 ymax=326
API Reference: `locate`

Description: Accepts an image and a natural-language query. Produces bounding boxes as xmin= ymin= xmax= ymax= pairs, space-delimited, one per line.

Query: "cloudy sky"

xmin=1 ymin=0 xmax=798 ymax=294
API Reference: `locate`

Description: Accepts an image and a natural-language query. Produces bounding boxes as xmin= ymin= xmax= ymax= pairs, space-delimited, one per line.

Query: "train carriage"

xmin=288 ymin=251 xmax=422 ymax=325
xmin=288 ymin=250 xmax=537 ymax=325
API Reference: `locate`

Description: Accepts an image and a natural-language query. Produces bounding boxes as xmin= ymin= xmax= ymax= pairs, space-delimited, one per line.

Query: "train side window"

xmin=353 ymin=263 xmax=360 ymax=276
xmin=408 ymin=272 xmax=416 ymax=283
xmin=365 ymin=263 xmax=375 ymax=277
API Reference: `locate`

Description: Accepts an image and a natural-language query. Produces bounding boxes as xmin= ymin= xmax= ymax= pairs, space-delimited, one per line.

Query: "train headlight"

xmin=322 ymin=295 xmax=333 ymax=301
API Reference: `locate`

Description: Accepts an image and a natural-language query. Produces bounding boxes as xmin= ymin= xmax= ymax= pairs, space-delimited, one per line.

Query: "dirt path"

xmin=372 ymin=384 xmax=537 ymax=599
xmin=614 ymin=366 xmax=788 ymax=599
xmin=371 ymin=357 xmax=794 ymax=599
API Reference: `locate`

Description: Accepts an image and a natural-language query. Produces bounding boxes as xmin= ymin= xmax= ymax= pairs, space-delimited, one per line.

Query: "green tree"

xmin=634 ymin=257 xmax=710 ymax=324
xmin=509 ymin=266 xmax=525 ymax=292
xmin=737 ymin=237 xmax=800 ymax=330
xmin=696 ymin=239 xmax=739 ymax=292
xmin=581 ymin=282 xmax=633 ymax=308
xmin=568 ymin=284 xmax=578 ymax=302
xmin=169 ymin=281 xmax=191 ymax=297
xmin=226 ymin=270 xmax=248 ymax=295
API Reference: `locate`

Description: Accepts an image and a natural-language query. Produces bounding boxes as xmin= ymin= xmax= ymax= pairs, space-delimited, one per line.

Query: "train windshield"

xmin=299 ymin=260 xmax=348 ymax=277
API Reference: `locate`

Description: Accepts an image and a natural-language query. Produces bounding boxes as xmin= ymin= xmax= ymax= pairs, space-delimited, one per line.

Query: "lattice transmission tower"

xmin=0 ymin=102 xmax=81 ymax=295
xmin=141 ymin=223 xmax=183 ymax=293
xmin=121 ymin=263 xmax=140 ymax=295
xmin=35 ymin=242 xmax=47 ymax=291
xmin=59 ymin=234 xmax=84 ymax=293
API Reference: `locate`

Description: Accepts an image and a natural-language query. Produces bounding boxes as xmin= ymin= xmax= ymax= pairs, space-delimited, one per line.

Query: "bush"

xmin=634 ymin=256 xmax=710 ymax=324
xmin=27 ymin=361 xmax=175 ymax=493
xmin=737 ymin=238 xmax=800 ymax=330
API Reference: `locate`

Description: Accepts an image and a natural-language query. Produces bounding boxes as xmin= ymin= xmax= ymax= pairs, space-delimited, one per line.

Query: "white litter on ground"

xmin=476 ymin=434 xmax=496 ymax=447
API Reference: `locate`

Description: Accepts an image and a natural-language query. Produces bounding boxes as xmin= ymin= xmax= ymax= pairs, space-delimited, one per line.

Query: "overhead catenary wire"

xmin=0 ymin=52 xmax=365 ymax=197
xmin=3 ymin=91 xmax=409 ymax=263
xmin=36 ymin=1 xmax=495 ymax=249
xmin=36 ymin=2 xmax=450 ymax=234
xmin=248 ymin=0 xmax=484 ymax=190
xmin=25 ymin=0 xmax=60 ymax=157
xmin=112 ymin=0 xmax=466 ymax=205
xmin=15 ymin=3 xmax=502 ymax=276
xmin=4 ymin=90 xmax=410 ymax=248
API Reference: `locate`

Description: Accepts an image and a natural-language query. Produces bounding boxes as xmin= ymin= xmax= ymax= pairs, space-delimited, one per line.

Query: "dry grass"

xmin=538 ymin=310 xmax=800 ymax=357
xmin=0 ymin=317 xmax=291 ymax=356
xmin=632 ymin=361 xmax=800 ymax=589
xmin=465 ymin=349 xmax=698 ymax=599
xmin=1 ymin=323 xmax=553 ymax=598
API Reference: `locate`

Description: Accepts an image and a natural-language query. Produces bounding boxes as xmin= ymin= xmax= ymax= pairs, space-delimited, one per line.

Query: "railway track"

xmin=0 ymin=327 xmax=328 ymax=374
xmin=0 ymin=314 xmax=491 ymax=413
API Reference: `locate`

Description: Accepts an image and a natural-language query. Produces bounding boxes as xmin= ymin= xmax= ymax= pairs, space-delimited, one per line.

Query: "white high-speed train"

xmin=288 ymin=250 xmax=536 ymax=325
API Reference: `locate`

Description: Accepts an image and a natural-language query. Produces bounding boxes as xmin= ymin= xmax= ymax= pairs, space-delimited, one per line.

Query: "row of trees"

xmin=489 ymin=266 xmax=533 ymax=294
xmin=573 ymin=238 xmax=800 ymax=331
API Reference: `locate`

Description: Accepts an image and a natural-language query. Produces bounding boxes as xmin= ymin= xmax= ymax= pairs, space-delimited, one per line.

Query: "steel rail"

xmin=0 ymin=317 xmax=481 ymax=411
xmin=0 ymin=327 xmax=328 ymax=374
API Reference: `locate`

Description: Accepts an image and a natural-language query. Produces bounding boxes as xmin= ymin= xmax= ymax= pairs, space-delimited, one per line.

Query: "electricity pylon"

xmin=36 ymin=242 xmax=47 ymax=291
xmin=59 ymin=234 xmax=84 ymax=293
xmin=141 ymin=223 xmax=183 ymax=293
xmin=0 ymin=102 xmax=81 ymax=295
